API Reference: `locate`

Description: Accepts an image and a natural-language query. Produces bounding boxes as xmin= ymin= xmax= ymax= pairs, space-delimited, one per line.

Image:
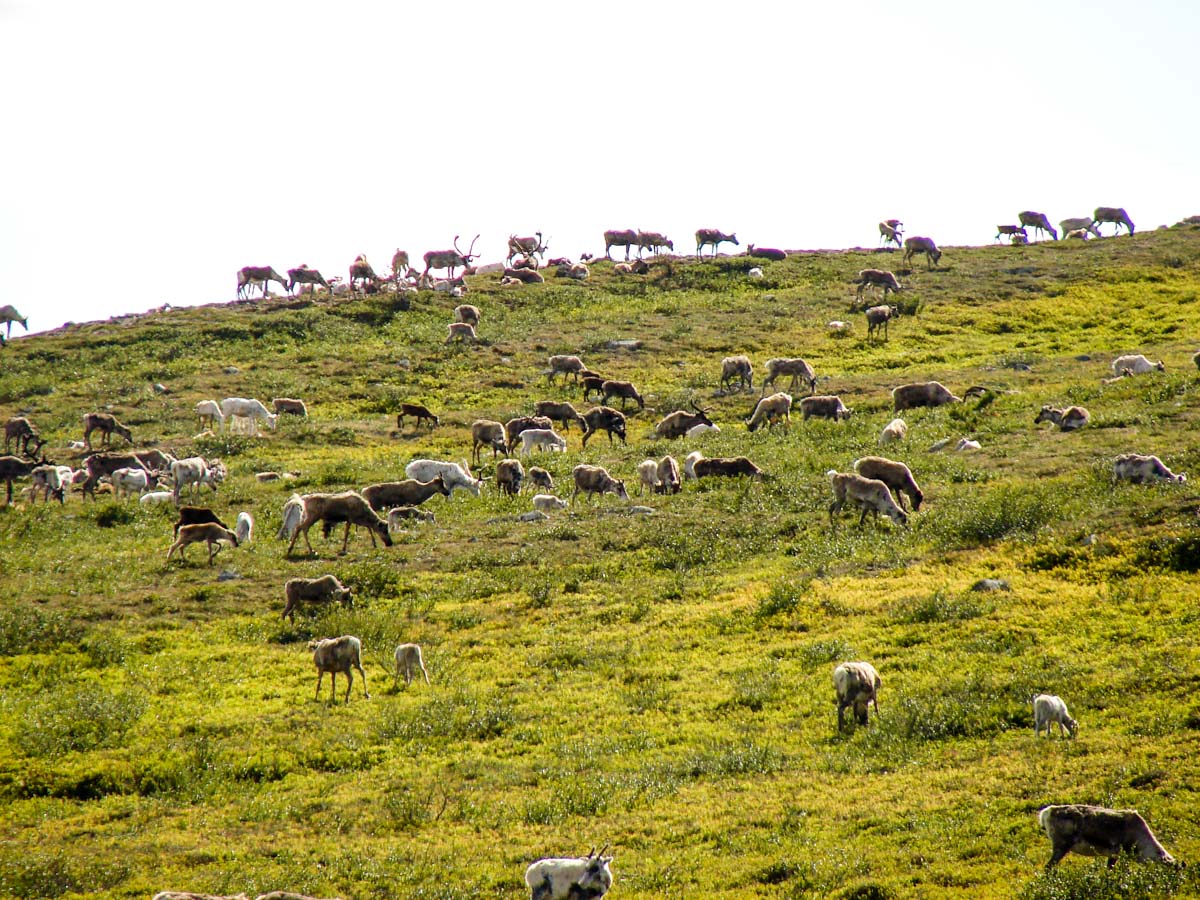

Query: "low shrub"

xmin=0 ymin=604 xmax=82 ymax=656
xmin=17 ymin=683 xmax=147 ymax=757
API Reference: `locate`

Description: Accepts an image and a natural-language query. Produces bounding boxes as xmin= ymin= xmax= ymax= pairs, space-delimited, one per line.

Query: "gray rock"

xmin=928 ymin=437 xmax=953 ymax=452
xmin=217 ymin=570 xmax=240 ymax=582
xmin=628 ymin=505 xmax=655 ymax=515
xmin=152 ymin=383 xmax=169 ymax=394
xmin=607 ymin=340 xmax=642 ymax=351
xmin=223 ymin=365 xmax=240 ymax=374
xmin=1074 ymin=355 xmax=1091 ymax=362
xmin=518 ymin=510 xmax=549 ymax=522
xmin=970 ymin=578 xmax=1010 ymax=593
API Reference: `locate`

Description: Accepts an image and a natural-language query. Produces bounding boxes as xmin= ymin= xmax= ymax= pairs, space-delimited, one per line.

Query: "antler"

xmin=467 ymin=233 xmax=481 ymax=259
xmin=452 ymin=234 xmax=463 ymax=254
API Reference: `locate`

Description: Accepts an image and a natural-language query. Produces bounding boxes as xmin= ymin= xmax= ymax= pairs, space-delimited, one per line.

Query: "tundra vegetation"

xmin=0 ymin=229 xmax=1199 ymax=898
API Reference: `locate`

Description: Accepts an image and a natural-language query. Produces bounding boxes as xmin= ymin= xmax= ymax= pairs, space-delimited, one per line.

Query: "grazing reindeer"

xmin=397 ymin=402 xmax=439 ymax=430
xmin=286 ymin=265 xmax=330 ymax=294
xmin=0 ymin=305 xmax=29 ymax=339
xmin=1093 ymin=206 xmax=1135 ymax=235
xmin=636 ymin=230 xmax=673 ymax=256
xmin=855 ymin=268 xmax=902 ymax=302
xmin=349 ymin=254 xmax=380 ymax=291
xmin=879 ymin=219 xmax=903 ymax=248
xmin=82 ymin=412 xmax=132 ymax=450
xmin=236 ymin=266 xmax=286 ymax=299
xmin=903 ymin=236 xmax=942 ymax=268
xmin=424 ymin=234 xmax=480 ymax=277
xmin=4 ymin=417 xmax=43 ymax=457
xmin=1018 ymin=211 xmax=1058 ymax=241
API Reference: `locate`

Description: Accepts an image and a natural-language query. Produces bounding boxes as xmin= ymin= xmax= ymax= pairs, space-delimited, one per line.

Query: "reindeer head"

xmin=454 ymin=234 xmax=481 ymax=263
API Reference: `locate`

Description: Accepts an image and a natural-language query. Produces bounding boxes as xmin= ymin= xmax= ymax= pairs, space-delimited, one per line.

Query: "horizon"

xmin=4 ymin=0 xmax=1199 ymax=336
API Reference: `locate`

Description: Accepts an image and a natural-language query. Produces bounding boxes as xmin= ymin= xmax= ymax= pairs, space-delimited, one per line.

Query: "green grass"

xmin=1 ymin=228 xmax=1200 ymax=897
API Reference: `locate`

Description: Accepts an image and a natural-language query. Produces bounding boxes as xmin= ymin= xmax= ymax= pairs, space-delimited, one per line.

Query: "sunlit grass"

xmin=0 ymin=228 xmax=1198 ymax=897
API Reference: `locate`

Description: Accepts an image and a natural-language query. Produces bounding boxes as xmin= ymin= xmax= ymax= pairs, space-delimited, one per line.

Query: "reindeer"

xmin=286 ymin=265 xmax=331 ymax=294
xmin=636 ymin=230 xmax=673 ymax=257
xmin=349 ymin=254 xmax=380 ymax=291
xmin=0 ymin=453 xmax=49 ymax=504
xmin=1018 ymin=211 xmax=1058 ymax=241
xmin=391 ymin=249 xmax=410 ymax=278
xmin=236 ymin=266 xmax=286 ymax=299
xmin=655 ymin=403 xmax=714 ymax=439
xmin=695 ymin=229 xmax=739 ymax=258
xmin=0 ymin=305 xmax=28 ymax=340
xmin=995 ymin=225 xmax=1028 ymax=243
xmin=423 ymin=234 xmax=480 ymax=278
xmin=879 ymin=219 xmax=903 ymax=248
xmin=603 ymin=229 xmax=638 ymax=260
xmin=507 ymin=232 xmax=548 ymax=266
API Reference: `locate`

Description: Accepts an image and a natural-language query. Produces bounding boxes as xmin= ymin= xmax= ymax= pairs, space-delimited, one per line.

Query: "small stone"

xmin=518 ymin=510 xmax=549 ymax=522
xmin=223 ymin=366 xmax=240 ymax=374
xmin=607 ymin=340 xmax=643 ymax=351
xmin=153 ymin=383 xmax=168 ymax=394
xmin=628 ymin=506 xmax=655 ymax=515
xmin=396 ymin=358 xmax=411 ymax=369
xmin=1074 ymin=354 xmax=1091 ymax=362
xmin=217 ymin=570 xmax=240 ymax=582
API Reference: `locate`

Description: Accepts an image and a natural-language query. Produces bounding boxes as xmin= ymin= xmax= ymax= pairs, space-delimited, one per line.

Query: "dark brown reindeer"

xmin=0 ymin=452 xmax=50 ymax=504
xmin=396 ymin=402 xmax=439 ymax=430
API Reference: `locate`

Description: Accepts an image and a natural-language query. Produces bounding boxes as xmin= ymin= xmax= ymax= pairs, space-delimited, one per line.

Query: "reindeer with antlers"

xmin=424 ymin=234 xmax=480 ymax=278
xmin=507 ymin=232 xmax=548 ymax=267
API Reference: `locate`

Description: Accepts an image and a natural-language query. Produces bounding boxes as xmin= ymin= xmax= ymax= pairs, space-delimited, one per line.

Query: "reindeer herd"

xmin=226 ymin=202 xmax=1141 ymax=312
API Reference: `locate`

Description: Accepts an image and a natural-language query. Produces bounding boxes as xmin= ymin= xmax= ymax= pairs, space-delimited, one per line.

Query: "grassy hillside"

xmin=2 ymin=229 xmax=1200 ymax=900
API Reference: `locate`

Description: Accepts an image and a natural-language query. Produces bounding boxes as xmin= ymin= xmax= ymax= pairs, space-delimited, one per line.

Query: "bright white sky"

xmin=3 ymin=1 xmax=1198 ymax=335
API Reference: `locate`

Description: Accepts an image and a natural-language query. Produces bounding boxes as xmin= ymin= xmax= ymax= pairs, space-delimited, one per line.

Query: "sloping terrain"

xmin=1 ymin=229 xmax=1199 ymax=899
